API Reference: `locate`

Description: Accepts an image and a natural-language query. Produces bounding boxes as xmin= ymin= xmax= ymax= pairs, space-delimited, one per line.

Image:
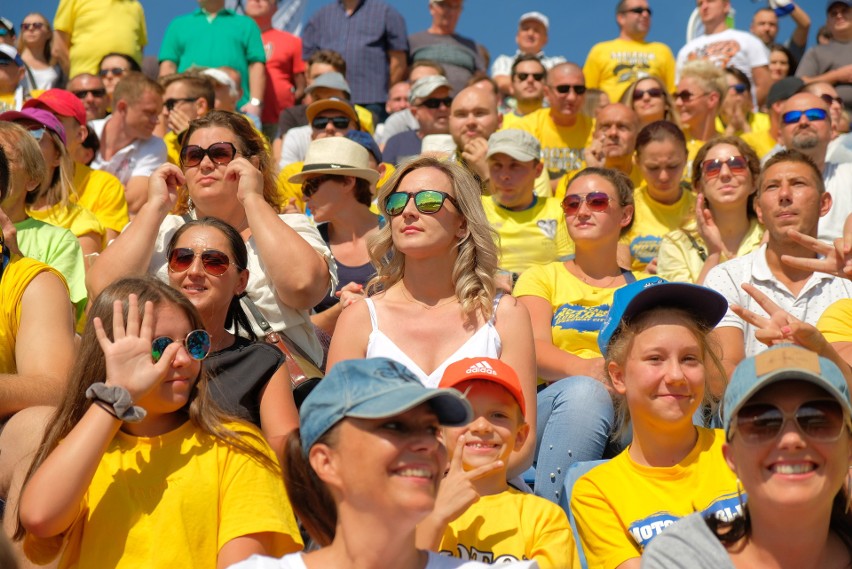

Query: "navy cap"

xmin=299 ymin=358 xmax=472 ymax=455
xmin=597 ymin=277 xmax=728 ymax=356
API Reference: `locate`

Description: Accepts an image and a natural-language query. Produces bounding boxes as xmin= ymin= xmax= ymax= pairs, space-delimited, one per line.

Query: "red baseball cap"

xmin=439 ymin=357 xmax=526 ymax=417
xmin=23 ymin=89 xmax=87 ymax=126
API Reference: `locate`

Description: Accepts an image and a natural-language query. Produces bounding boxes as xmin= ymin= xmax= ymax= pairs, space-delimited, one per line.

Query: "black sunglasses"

xmin=99 ymin=67 xmax=128 ymax=77
xmin=384 ymin=190 xmax=459 ymax=217
xmin=820 ymin=94 xmax=843 ymax=106
xmin=302 ymin=174 xmax=341 ymax=198
xmin=553 ymin=84 xmax=587 ymax=95
xmin=311 ymin=116 xmax=351 ymax=130
xmin=72 ymin=88 xmax=107 ymax=99
xmin=621 ymin=7 xmax=652 ymax=15
xmin=673 ymin=90 xmax=708 ymax=102
xmin=515 ymin=72 xmax=545 ymax=82
xmin=164 ymin=97 xmax=198 ymax=111
xmin=419 ymin=96 xmax=454 ymax=109
xmin=179 ymin=142 xmax=239 ymax=168
xmin=632 ymin=87 xmax=664 ymax=100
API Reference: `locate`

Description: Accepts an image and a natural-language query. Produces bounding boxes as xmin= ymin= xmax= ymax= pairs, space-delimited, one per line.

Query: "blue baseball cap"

xmin=827 ymin=0 xmax=851 ymax=12
xmin=723 ymin=345 xmax=852 ymax=438
xmin=299 ymin=358 xmax=473 ymax=455
xmin=597 ymin=277 xmax=728 ymax=356
xmin=345 ymin=129 xmax=382 ymax=164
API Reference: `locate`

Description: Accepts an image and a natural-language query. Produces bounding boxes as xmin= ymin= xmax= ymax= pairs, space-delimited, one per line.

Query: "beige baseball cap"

xmin=486 ymin=129 xmax=541 ymax=162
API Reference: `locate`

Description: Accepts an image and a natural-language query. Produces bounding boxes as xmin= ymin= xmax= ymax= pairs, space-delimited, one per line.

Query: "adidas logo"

xmin=465 ymin=360 xmax=497 ymax=376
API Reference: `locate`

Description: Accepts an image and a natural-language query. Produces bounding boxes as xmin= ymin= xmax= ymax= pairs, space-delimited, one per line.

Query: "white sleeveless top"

xmin=364 ymin=294 xmax=503 ymax=387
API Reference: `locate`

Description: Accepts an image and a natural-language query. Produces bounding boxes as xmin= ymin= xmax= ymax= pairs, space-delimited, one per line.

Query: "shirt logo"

xmin=537 ymin=219 xmax=557 ymax=240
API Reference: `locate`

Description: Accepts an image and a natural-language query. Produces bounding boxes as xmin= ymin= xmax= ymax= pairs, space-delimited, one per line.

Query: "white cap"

xmin=519 ymin=11 xmax=549 ymax=30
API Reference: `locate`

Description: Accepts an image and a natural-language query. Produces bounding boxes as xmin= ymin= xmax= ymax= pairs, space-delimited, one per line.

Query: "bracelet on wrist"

xmin=85 ymin=383 xmax=147 ymax=423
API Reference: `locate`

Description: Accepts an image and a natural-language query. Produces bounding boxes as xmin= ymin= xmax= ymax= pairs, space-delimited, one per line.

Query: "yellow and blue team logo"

xmin=552 ymin=303 xmax=610 ymax=332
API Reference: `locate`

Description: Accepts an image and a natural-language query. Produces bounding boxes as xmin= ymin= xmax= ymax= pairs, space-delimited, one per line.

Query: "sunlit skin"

xmin=675 ymin=76 xmax=715 ymax=138
xmin=700 ymin=143 xmax=755 ymax=212
xmin=386 ymin=82 xmax=410 ymax=115
xmin=631 ymin=78 xmax=667 ymax=125
xmin=68 ymin=74 xmax=108 ymax=121
xmin=778 ymin=94 xmax=832 ymax=166
xmin=412 ymin=86 xmax=452 ymax=136
xmin=511 ymin=60 xmax=546 ymax=104
xmin=769 ymin=49 xmax=791 ymax=81
xmin=311 ymin=109 xmax=356 ymax=141
xmin=516 ymin=19 xmax=547 ymax=54
xmin=545 ymin=65 xmax=585 ymax=125
xmin=488 ymin=153 xmax=542 ymax=210
xmin=751 ymin=10 xmax=779 ymax=45
xmin=755 ymin=160 xmax=831 ymax=244
xmin=99 ymin=55 xmax=131 ymax=97
xmin=123 ymin=89 xmax=163 ymax=140
xmin=617 ymin=0 xmax=652 ymax=41
xmin=563 ymin=174 xmax=633 ymax=244
xmin=428 ymin=0 xmax=463 ymax=35
xmin=636 ymin=139 xmax=687 ymax=205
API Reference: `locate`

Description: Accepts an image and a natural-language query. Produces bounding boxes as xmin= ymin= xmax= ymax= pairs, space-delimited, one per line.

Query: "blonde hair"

xmin=679 ymin=60 xmax=727 ymax=101
xmin=367 ymin=156 xmax=498 ymax=319
xmin=0 ymin=122 xmax=46 ymax=194
xmin=619 ymin=75 xmax=682 ymax=129
xmin=29 ymin=129 xmax=76 ymax=207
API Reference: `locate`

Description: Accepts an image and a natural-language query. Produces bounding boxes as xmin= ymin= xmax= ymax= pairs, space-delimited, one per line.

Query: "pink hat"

xmin=0 ymin=108 xmax=67 ymax=144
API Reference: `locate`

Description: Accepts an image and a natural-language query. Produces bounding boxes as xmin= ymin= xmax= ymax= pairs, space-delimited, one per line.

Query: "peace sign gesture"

xmin=731 ymin=283 xmax=827 ymax=351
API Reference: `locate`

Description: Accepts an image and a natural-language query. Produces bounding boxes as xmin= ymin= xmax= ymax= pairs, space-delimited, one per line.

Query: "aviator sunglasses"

xmin=168 ymin=248 xmax=233 ymax=276
xmin=632 ymin=87 xmax=664 ymax=100
xmin=781 ymin=108 xmax=828 ymax=125
xmin=733 ymin=400 xmax=849 ymax=445
xmin=562 ymin=192 xmax=613 ymax=215
xmin=701 ymin=156 xmax=748 ymax=179
xmin=179 ymin=142 xmax=239 ymax=168
xmin=151 ymin=329 xmax=211 ymax=363
xmin=384 ymin=190 xmax=459 ymax=217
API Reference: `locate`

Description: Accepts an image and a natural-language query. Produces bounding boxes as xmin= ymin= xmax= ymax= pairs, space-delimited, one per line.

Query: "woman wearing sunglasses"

xmin=166 ymin=217 xmax=298 ymax=460
xmin=97 ymin=52 xmax=140 ymax=108
xmin=619 ymin=76 xmax=681 ymax=129
xmin=89 ymin=110 xmax=334 ymax=368
xmin=658 ymin=137 xmax=764 ymax=285
xmin=571 ymin=278 xmax=739 ymax=569
xmin=621 ymin=120 xmax=693 ymax=273
xmin=17 ymin=13 xmax=62 ymax=91
xmin=642 ymin=344 xmax=852 ymax=569
xmin=15 ymin=277 xmax=303 ymax=568
xmin=327 ymin=156 xmax=538 ymax=479
xmin=514 ymin=168 xmax=649 ymax=502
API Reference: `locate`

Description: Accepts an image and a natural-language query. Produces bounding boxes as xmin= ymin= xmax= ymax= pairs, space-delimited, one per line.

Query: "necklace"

xmin=400 ymin=286 xmax=458 ymax=310
xmin=567 ymin=261 xmax=621 ymax=288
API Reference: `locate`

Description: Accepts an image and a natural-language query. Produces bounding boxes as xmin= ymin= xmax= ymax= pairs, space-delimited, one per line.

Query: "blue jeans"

xmin=534 ymin=376 xmax=614 ymax=503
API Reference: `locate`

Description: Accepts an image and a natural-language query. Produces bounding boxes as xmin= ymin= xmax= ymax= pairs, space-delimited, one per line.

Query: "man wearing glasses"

xmin=584 ymin=0 xmax=676 ymax=103
xmin=67 ymin=73 xmax=109 ymax=121
xmin=501 ymin=55 xmax=547 ymax=130
xmin=383 ymin=75 xmax=452 ymax=166
xmin=796 ymin=0 xmax=852 ymax=114
xmin=676 ymin=0 xmax=770 ymax=107
xmin=517 ymin=62 xmax=594 ymax=191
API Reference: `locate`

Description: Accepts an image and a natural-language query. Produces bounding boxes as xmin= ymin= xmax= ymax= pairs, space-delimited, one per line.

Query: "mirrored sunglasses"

xmin=729 ymin=83 xmax=748 ymax=95
xmin=781 ymin=108 xmax=828 ymax=125
xmin=167 ymin=248 xmax=232 ymax=276
xmin=151 ymin=329 xmax=211 ymax=363
xmin=384 ymin=190 xmax=459 ymax=217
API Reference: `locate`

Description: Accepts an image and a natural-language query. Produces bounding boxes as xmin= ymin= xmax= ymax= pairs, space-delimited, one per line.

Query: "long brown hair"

xmin=15 ymin=277 xmax=278 ymax=540
xmin=283 ymin=429 xmax=338 ymax=546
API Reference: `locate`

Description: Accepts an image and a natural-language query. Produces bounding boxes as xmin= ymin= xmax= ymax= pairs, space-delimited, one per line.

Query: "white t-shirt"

xmin=704 ymin=243 xmax=852 ymax=357
xmin=229 ymin=551 xmax=539 ymax=568
xmin=279 ymin=125 xmax=311 ymax=169
xmin=90 ymin=117 xmax=169 ymax=185
xmin=818 ymin=161 xmax=852 ymax=242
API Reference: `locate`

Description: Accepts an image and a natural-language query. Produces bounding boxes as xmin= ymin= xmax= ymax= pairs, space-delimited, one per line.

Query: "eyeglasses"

xmin=164 ymin=97 xmax=198 ymax=111
xmin=621 ymin=6 xmax=652 ymax=15
xmin=673 ymin=90 xmax=708 ymax=102
xmin=733 ymin=400 xmax=849 ymax=445
xmin=311 ymin=116 xmax=351 ymax=130
xmin=515 ymin=72 xmax=545 ymax=82
xmin=151 ymin=329 xmax=212 ymax=363
xmin=819 ymin=94 xmax=843 ymax=106
xmin=384 ymin=190 xmax=459 ymax=217
xmin=562 ymin=192 xmax=613 ymax=215
xmin=99 ymin=67 xmax=128 ymax=78
xmin=781 ymin=108 xmax=828 ymax=125
xmin=27 ymin=128 xmax=46 ymax=142
xmin=179 ymin=142 xmax=239 ymax=168
xmin=72 ymin=88 xmax=107 ymax=99
xmin=168 ymin=247 xmax=233 ymax=276
xmin=702 ymin=156 xmax=748 ymax=179
xmin=728 ymin=83 xmax=748 ymax=95
xmin=419 ymin=96 xmax=454 ymax=109
xmin=302 ymin=174 xmax=338 ymax=198
xmin=553 ymin=84 xmax=587 ymax=95
xmin=632 ymin=87 xmax=664 ymax=100
xmin=21 ymin=22 xmax=46 ymax=31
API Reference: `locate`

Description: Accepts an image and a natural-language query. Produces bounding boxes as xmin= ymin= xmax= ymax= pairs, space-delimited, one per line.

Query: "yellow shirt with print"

xmin=583 ymin=39 xmax=676 ymax=103
xmin=516 ymin=109 xmax=594 ymax=181
xmin=482 ymin=196 xmax=573 ymax=275
xmin=620 ymin=183 xmax=696 ymax=271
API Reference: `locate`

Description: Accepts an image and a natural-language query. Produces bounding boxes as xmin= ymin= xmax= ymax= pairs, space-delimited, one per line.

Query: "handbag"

xmin=240 ymin=294 xmax=323 ymax=408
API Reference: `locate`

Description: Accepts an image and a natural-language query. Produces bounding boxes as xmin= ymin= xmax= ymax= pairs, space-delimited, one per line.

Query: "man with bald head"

xmin=449 ymin=85 xmax=501 ymax=182
xmin=583 ymin=103 xmax=642 ymax=186
xmin=517 ymin=62 xmax=594 ymax=190
xmin=778 ymin=92 xmax=852 ymax=241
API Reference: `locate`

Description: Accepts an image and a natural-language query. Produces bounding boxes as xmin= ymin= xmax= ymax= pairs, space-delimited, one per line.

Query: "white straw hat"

xmin=288 ymin=137 xmax=380 ymax=185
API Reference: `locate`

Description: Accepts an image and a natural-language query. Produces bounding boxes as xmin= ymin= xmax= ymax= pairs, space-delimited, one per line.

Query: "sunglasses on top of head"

xmin=781 ymin=108 xmax=828 ymax=125
xmin=384 ymin=190 xmax=459 ymax=217
xmin=553 ymin=84 xmax=587 ymax=95
xmin=701 ymin=156 xmax=748 ymax=179
xmin=562 ymin=192 xmax=613 ymax=215
xmin=151 ymin=329 xmax=211 ymax=363
xmin=179 ymin=142 xmax=239 ymax=168
xmin=732 ymin=400 xmax=850 ymax=445
xmin=167 ymin=247 xmax=234 ymax=276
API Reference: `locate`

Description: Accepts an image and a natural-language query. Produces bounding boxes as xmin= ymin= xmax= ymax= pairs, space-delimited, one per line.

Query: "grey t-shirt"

xmin=641 ymin=512 xmax=734 ymax=569
xmin=408 ymin=31 xmax=485 ymax=94
xmin=796 ymin=39 xmax=852 ymax=113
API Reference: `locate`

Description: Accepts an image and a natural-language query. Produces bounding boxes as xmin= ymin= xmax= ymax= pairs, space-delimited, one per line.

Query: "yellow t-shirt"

xmin=439 ymin=486 xmax=577 ymax=569
xmin=715 ymin=111 xmax=771 ymax=137
xmin=165 ymin=130 xmax=181 ymax=166
xmin=54 ymin=0 xmax=147 ymax=78
xmin=24 ymin=421 xmax=302 ymax=568
xmin=0 ymin=256 xmax=65 ymax=374
xmin=72 ymin=163 xmax=130 ymax=234
xmin=583 ymin=39 xmax=677 ymax=103
xmin=740 ymin=130 xmax=778 ymax=160
xmin=657 ymin=218 xmax=764 ymax=283
xmin=620 ymin=183 xmax=696 ymax=271
xmin=571 ymin=427 xmax=742 ymax=569
xmin=517 ymin=109 xmax=594 ymax=180
xmin=27 ymin=203 xmax=106 ymax=249
xmin=482 ymin=196 xmax=573 ymax=275
xmin=554 ymin=163 xmax=644 ymax=202
xmin=514 ymin=263 xmax=651 ymax=359
xmin=817 ymin=298 xmax=852 ymax=343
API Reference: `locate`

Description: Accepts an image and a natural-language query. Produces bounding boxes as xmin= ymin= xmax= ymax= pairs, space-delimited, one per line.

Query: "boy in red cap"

xmin=417 ymin=357 xmax=576 ymax=568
